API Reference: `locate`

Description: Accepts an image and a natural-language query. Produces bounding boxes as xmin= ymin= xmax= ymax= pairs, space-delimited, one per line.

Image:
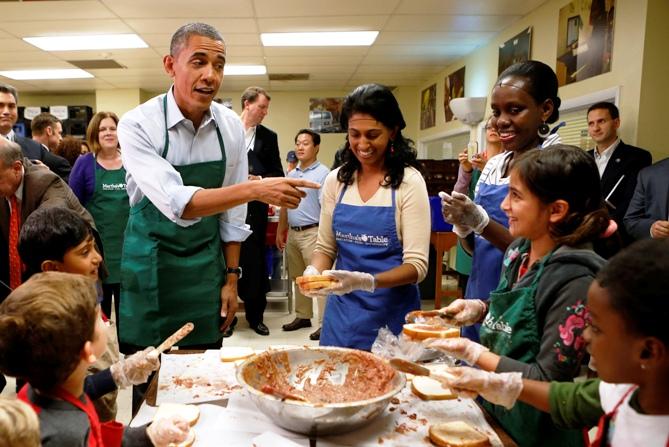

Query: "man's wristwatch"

xmin=226 ymin=267 xmax=242 ymax=278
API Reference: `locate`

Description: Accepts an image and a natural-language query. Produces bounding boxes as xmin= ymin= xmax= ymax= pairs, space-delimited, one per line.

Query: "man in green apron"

xmin=117 ymin=23 xmax=317 ymax=354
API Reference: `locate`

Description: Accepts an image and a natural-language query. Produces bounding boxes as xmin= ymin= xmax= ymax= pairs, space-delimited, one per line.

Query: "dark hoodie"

xmin=494 ymin=238 xmax=605 ymax=381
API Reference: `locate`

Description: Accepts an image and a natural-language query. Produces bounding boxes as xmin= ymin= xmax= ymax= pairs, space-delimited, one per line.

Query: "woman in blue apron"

xmin=440 ymin=60 xmax=564 ymax=342
xmin=430 ymin=146 xmax=612 ymax=446
xmin=70 ymin=112 xmax=130 ymax=326
xmin=299 ymin=84 xmax=431 ymax=351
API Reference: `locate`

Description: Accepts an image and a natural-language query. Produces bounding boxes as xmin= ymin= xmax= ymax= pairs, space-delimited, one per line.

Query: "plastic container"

xmin=429 ymin=196 xmax=453 ymax=232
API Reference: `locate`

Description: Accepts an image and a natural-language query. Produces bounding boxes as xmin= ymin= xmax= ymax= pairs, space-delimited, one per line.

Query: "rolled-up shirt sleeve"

xmin=119 ymin=115 xmax=202 ymax=227
xmin=218 ymin=123 xmax=251 ymax=242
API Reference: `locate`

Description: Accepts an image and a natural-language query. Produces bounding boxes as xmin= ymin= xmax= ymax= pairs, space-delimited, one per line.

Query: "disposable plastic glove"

xmin=426 ymin=337 xmax=489 ymax=365
xmin=302 ymin=265 xmax=320 ymax=276
xmin=110 ymin=347 xmax=161 ymax=388
xmin=439 ymin=299 xmax=487 ymax=326
xmin=452 ymin=224 xmax=474 ymax=239
xmin=146 ymin=415 xmax=190 ymax=447
xmin=443 ymin=366 xmax=523 ymax=410
xmin=321 ymin=269 xmax=376 ymax=295
xmin=438 ymin=191 xmax=490 ymax=234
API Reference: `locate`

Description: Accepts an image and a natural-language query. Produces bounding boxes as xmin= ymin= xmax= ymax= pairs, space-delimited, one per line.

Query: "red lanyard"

xmin=590 ymin=385 xmax=636 ymax=447
xmin=18 ymin=383 xmax=104 ymax=447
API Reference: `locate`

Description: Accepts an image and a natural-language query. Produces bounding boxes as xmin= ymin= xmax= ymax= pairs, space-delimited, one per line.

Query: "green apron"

xmin=479 ymin=241 xmax=584 ymax=447
xmin=85 ymin=156 xmax=129 ymax=284
xmin=119 ymin=95 xmax=226 ymax=347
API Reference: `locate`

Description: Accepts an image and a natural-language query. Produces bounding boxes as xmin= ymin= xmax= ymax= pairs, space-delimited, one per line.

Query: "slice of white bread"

xmin=153 ymin=403 xmax=200 ymax=427
xmin=220 ymin=346 xmax=255 ymax=362
xmin=402 ymin=323 xmax=460 ymax=341
xmin=411 ymin=376 xmax=456 ymax=400
xmin=428 ymin=421 xmax=491 ymax=447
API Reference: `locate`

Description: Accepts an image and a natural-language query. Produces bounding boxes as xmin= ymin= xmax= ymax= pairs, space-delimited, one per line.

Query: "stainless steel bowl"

xmin=236 ymin=346 xmax=405 ymax=436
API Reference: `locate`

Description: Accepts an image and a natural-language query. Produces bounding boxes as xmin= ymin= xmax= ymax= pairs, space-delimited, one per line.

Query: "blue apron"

xmin=462 ymin=181 xmax=509 ymax=342
xmin=320 ymin=186 xmax=421 ymax=351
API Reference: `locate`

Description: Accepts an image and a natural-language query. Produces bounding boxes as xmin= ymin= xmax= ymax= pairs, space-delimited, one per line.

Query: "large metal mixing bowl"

xmin=236 ymin=346 xmax=405 ymax=436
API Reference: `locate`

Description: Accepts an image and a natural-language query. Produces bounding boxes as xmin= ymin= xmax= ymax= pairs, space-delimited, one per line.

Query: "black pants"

xmin=238 ymin=201 xmax=270 ymax=327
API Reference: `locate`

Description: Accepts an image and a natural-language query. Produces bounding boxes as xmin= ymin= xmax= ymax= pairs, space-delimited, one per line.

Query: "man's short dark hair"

xmin=170 ymin=22 xmax=224 ymax=57
xmin=295 ymin=128 xmax=320 ymax=146
xmin=587 ymin=101 xmax=619 ymax=120
xmin=18 ymin=207 xmax=94 ymax=278
xmin=240 ymin=86 xmax=270 ymax=109
xmin=0 ymin=83 xmax=18 ymax=102
xmin=30 ymin=113 xmax=60 ymax=136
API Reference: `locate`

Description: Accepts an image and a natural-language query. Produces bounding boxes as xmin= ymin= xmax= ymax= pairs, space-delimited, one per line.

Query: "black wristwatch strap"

xmin=226 ymin=267 xmax=242 ymax=278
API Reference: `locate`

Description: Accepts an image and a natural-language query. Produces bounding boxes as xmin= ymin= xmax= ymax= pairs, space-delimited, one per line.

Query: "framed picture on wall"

xmin=308 ymin=97 xmax=344 ymax=133
xmin=444 ymin=66 xmax=465 ymax=122
xmin=498 ymin=27 xmax=532 ymax=75
xmin=420 ymin=84 xmax=436 ymax=130
xmin=556 ymin=0 xmax=616 ymax=86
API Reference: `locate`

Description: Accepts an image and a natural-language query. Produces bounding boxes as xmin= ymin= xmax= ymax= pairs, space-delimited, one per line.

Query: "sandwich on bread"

xmin=428 ymin=421 xmax=491 ymax=447
xmin=295 ymin=274 xmax=337 ymax=291
xmin=402 ymin=323 xmax=460 ymax=340
xmin=153 ymin=403 xmax=199 ymax=447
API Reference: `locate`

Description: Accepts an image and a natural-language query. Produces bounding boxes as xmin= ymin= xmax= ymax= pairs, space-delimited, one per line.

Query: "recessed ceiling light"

xmin=0 ymin=69 xmax=94 ymax=80
xmin=261 ymin=31 xmax=378 ymax=47
xmin=225 ymin=65 xmax=267 ymax=75
xmin=24 ymin=34 xmax=148 ymax=51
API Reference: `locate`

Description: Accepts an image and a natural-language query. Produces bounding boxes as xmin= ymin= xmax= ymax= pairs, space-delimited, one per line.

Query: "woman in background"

xmin=54 ymin=135 xmax=84 ymax=167
xmin=69 ymin=112 xmax=129 ymax=331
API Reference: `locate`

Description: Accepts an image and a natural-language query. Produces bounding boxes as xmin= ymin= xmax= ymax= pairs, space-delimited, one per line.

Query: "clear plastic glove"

xmin=452 ymin=224 xmax=473 ymax=239
xmin=438 ymin=191 xmax=490 ymax=234
xmin=443 ymin=366 xmax=523 ymax=409
xmin=146 ymin=415 xmax=190 ymax=446
xmin=110 ymin=347 xmax=161 ymax=388
xmin=321 ymin=269 xmax=376 ymax=295
xmin=440 ymin=299 xmax=487 ymax=327
xmin=426 ymin=337 xmax=489 ymax=365
xmin=302 ymin=265 xmax=320 ymax=276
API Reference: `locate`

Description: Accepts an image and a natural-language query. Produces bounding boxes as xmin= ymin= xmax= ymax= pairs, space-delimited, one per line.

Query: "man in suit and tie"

xmin=586 ymin=102 xmax=652 ymax=244
xmin=232 ymin=86 xmax=284 ymax=336
xmin=624 ymin=157 xmax=669 ymax=240
xmin=0 ymin=83 xmax=71 ymax=181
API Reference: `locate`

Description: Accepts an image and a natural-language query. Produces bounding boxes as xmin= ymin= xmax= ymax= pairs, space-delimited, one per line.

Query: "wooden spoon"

xmin=260 ymin=385 xmax=308 ymax=402
xmin=147 ymin=322 xmax=194 ymax=360
xmin=389 ymin=358 xmax=457 ymax=381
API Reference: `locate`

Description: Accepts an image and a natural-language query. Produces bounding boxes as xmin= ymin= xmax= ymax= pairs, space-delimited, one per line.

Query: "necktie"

xmin=9 ymin=195 xmax=21 ymax=290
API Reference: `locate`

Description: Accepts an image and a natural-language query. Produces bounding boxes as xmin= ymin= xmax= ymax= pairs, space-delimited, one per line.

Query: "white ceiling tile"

xmin=375 ymin=31 xmax=494 ymax=46
xmin=124 ymin=18 xmax=258 ymax=35
xmin=257 ymin=16 xmax=388 ymax=33
xmin=262 ymin=47 xmax=369 ymax=57
xmin=384 ymin=15 xmax=519 ymax=32
xmin=0 ymin=1 xmax=115 ymax=21
xmin=395 ymin=0 xmax=549 ymax=15
xmin=2 ymin=20 xmax=133 ymax=37
xmin=254 ymin=0 xmax=400 ymax=17
xmin=264 ymin=56 xmax=364 ymax=67
xmin=102 ymin=0 xmax=255 ymax=18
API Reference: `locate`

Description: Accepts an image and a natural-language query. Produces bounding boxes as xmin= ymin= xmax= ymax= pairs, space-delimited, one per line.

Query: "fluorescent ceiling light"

xmin=0 ymin=69 xmax=94 ymax=80
xmin=261 ymin=31 xmax=378 ymax=47
xmin=24 ymin=34 xmax=148 ymax=51
xmin=224 ymin=65 xmax=267 ymax=75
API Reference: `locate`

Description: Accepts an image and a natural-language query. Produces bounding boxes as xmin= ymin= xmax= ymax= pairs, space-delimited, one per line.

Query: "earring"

xmin=640 ymin=363 xmax=647 ymax=370
xmin=538 ymin=122 xmax=550 ymax=139
xmin=389 ymin=140 xmax=395 ymax=154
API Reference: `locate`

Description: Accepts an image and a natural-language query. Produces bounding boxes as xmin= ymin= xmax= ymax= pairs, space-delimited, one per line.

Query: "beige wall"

xmin=17 ymin=92 xmax=95 ymax=109
xmin=95 ymin=88 xmax=141 ymax=117
xmin=637 ymin=0 xmax=669 ymax=161
xmin=416 ymin=0 xmax=655 ymax=158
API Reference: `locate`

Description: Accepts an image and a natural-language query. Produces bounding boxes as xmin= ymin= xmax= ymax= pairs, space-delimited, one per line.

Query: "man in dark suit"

xmin=586 ymin=102 xmax=652 ymax=244
xmin=233 ymin=86 xmax=284 ymax=336
xmin=624 ymin=158 xmax=669 ymax=240
xmin=0 ymin=83 xmax=71 ymax=182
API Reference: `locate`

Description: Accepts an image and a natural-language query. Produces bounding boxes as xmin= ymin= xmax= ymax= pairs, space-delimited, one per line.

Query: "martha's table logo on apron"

xmin=102 ymin=182 xmax=127 ymax=191
xmin=335 ymin=230 xmax=389 ymax=247
xmin=482 ymin=313 xmax=513 ymax=335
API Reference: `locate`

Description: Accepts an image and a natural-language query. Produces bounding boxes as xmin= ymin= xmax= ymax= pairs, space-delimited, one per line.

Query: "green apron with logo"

xmin=479 ymin=241 xmax=584 ymax=447
xmin=120 ymin=95 xmax=226 ymax=347
xmin=86 ymin=156 xmax=129 ymax=284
